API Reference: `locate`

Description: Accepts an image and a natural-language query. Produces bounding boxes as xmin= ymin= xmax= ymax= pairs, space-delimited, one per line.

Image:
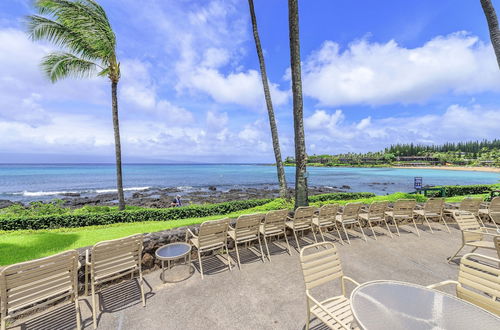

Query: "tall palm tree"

xmin=27 ymin=0 xmax=126 ymax=210
xmin=481 ymin=0 xmax=500 ymax=68
xmin=247 ymin=0 xmax=289 ymax=199
xmin=288 ymin=0 xmax=308 ymax=208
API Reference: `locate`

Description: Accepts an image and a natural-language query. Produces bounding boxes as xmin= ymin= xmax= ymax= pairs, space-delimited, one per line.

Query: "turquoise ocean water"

xmin=0 ymin=164 xmax=498 ymax=202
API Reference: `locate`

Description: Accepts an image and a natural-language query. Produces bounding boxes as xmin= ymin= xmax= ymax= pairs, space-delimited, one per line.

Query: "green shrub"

xmin=309 ymin=192 xmax=375 ymax=202
xmin=0 ymin=199 xmax=272 ymax=231
xmin=435 ymin=183 xmax=500 ymax=197
xmin=310 ymin=192 xmax=427 ymax=207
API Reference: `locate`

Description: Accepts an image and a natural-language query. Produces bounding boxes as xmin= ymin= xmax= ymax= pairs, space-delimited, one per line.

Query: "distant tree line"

xmin=384 ymin=139 xmax=500 ymax=156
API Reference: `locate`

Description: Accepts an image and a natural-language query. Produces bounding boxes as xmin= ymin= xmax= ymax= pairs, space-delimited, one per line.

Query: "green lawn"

xmin=0 ymin=191 xmax=488 ymax=266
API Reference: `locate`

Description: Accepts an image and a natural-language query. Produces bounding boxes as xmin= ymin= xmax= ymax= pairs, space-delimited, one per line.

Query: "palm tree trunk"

xmin=288 ymin=0 xmax=308 ymax=208
xmin=111 ymin=80 xmax=125 ymax=210
xmin=248 ymin=0 xmax=288 ymax=199
xmin=481 ymin=0 xmax=500 ymax=69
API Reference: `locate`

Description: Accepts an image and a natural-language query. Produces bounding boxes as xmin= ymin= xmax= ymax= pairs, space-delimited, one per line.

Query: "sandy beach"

xmin=392 ymin=166 xmax=500 ymax=173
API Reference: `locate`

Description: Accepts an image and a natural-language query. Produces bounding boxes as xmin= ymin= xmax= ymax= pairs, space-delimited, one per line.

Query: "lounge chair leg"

xmin=358 ymin=221 xmax=368 ymax=242
xmin=342 ymin=223 xmax=351 ymax=245
xmin=263 ymin=236 xmax=272 ymax=261
xmin=257 ymin=236 xmax=265 ymax=262
xmin=293 ymin=231 xmax=301 ymax=251
xmin=74 ymin=295 xmax=81 ymax=330
xmin=394 ymin=218 xmax=401 ymax=237
xmin=318 ymin=226 xmax=326 ymax=242
xmin=476 ymin=215 xmax=486 ymax=228
xmin=306 ymin=300 xmax=311 ymax=330
xmin=1 ymin=318 xmax=5 ymax=330
xmin=368 ymin=221 xmax=377 ymax=240
xmin=448 ymin=244 xmax=464 ymax=263
xmin=91 ymin=280 xmax=98 ymax=329
xmin=384 ymin=219 xmax=393 ymax=238
xmin=139 ymin=271 xmax=146 ymax=307
xmin=335 ymin=224 xmax=344 ymax=245
xmin=225 ymin=244 xmax=232 ymax=271
xmin=311 ymin=228 xmax=318 ymax=243
xmin=441 ymin=216 xmax=451 ymax=233
xmin=197 ymin=250 xmax=204 ymax=279
xmin=424 ymin=216 xmax=434 ymax=233
xmin=234 ymin=243 xmax=241 ymax=270
xmin=283 ymin=232 xmax=292 ymax=255
xmin=411 ymin=217 xmax=420 ymax=237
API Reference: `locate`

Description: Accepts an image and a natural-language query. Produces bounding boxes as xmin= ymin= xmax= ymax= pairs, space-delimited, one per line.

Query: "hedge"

xmin=0 ymin=199 xmax=272 ymax=231
xmin=434 ymin=184 xmax=499 ymax=197
xmin=309 ymin=192 xmax=376 ymax=202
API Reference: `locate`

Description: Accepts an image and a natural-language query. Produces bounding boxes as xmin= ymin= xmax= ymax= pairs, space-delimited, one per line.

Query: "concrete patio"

xmin=9 ymin=222 xmax=499 ymax=330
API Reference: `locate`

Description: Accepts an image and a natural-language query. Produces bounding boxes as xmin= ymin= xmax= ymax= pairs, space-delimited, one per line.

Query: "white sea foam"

xmin=13 ymin=187 xmax=150 ymax=197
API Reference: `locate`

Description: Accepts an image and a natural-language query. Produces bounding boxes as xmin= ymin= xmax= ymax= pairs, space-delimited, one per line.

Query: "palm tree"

xmin=481 ymin=0 xmax=500 ymax=69
xmin=288 ymin=0 xmax=308 ymax=208
xmin=247 ymin=0 xmax=289 ymax=199
xmin=27 ymin=0 xmax=126 ymax=210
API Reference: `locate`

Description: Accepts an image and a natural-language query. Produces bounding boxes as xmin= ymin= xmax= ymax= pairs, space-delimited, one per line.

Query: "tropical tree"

xmin=26 ymin=0 xmax=126 ymax=210
xmin=247 ymin=0 xmax=289 ymax=199
xmin=288 ymin=0 xmax=308 ymax=208
xmin=481 ymin=0 xmax=500 ymax=69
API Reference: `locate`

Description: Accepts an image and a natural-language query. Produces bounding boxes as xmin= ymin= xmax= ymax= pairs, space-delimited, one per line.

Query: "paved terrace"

xmin=9 ymin=223 xmax=499 ymax=330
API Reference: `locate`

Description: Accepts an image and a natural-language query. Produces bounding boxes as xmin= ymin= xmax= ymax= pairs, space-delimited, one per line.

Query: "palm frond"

xmin=41 ymin=52 xmax=98 ymax=82
xmin=30 ymin=0 xmax=116 ymax=63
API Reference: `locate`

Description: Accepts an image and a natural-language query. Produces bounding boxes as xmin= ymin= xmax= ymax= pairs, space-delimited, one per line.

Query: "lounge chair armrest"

xmin=427 ymin=280 xmax=459 ymax=290
xmin=286 ymin=216 xmax=294 ymax=221
xmin=464 ymin=229 xmax=498 ymax=237
xmin=414 ymin=204 xmax=423 ymax=210
xmin=186 ymin=228 xmax=197 ymax=242
xmin=342 ymin=276 xmax=360 ymax=287
xmin=85 ymin=249 xmax=91 ymax=266
xmin=306 ymin=292 xmax=351 ymax=330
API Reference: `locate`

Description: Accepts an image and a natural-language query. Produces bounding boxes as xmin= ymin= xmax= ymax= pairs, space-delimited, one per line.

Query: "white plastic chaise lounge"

xmin=385 ymin=199 xmax=419 ymax=237
xmin=413 ymin=198 xmax=450 ymax=233
xmin=259 ymin=209 xmax=291 ymax=261
xmin=228 ymin=213 xmax=265 ymax=269
xmin=335 ymin=203 xmax=366 ymax=244
xmin=286 ymin=206 xmax=318 ymax=251
xmin=186 ymin=218 xmax=232 ymax=279
xmin=358 ymin=201 xmax=393 ymax=240
xmin=312 ymin=204 xmax=344 ymax=244
xmin=299 ymin=242 xmax=361 ymax=329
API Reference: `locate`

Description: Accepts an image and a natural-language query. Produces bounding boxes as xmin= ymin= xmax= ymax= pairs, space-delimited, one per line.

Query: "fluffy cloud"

xmin=304 ymin=104 xmax=500 ymax=153
xmin=302 ymin=32 xmax=500 ymax=106
xmin=133 ymin=0 xmax=289 ymax=109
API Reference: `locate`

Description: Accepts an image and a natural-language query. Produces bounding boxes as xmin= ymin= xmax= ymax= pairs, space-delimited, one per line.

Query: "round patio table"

xmin=350 ymin=280 xmax=500 ymax=330
xmin=155 ymin=242 xmax=194 ymax=283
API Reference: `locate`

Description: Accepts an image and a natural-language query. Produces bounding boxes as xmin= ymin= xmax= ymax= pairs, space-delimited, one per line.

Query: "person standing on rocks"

xmin=171 ymin=195 xmax=182 ymax=207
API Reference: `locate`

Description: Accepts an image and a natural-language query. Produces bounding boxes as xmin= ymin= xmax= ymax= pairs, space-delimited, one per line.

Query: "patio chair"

xmin=0 ymin=250 xmax=81 ymax=330
xmin=358 ymin=201 xmax=392 ymax=240
xmin=447 ymin=211 xmax=497 ymax=263
xmin=312 ymin=204 xmax=343 ymax=244
xmin=428 ymin=253 xmax=500 ymax=316
xmin=385 ymin=199 xmax=419 ymax=237
xmin=335 ymin=203 xmax=366 ymax=244
xmin=444 ymin=197 xmax=485 ymax=226
xmin=286 ymin=206 xmax=317 ymax=251
xmin=85 ymin=234 xmax=145 ymax=329
xmin=495 ymin=236 xmax=500 ymax=259
xmin=299 ymin=242 xmax=360 ymax=330
xmin=186 ymin=218 xmax=232 ymax=279
xmin=259 ymin=209 xmax=291 ymax=261
xmin=479 ymin=196 xmax=500 ymax=229
xmin=228 ymin=213 xmax=265 ymax=269
xmin=413 ymin=198 xmax=450 ymax=233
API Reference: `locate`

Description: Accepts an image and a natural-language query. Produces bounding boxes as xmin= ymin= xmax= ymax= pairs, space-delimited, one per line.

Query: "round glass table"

xmin=155 ymin=242 xmax=194 ymax=283
xmin=350 ymin=280 xmax=500 ymax=329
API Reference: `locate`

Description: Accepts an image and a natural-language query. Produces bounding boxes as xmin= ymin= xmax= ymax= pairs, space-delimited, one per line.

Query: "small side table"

xmin=155 ymin=242 xmax=194 ymax=283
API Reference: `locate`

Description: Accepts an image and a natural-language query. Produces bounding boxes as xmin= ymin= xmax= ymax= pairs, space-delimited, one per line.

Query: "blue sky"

xmin=0 ymin=0 xmax=499 ymax=163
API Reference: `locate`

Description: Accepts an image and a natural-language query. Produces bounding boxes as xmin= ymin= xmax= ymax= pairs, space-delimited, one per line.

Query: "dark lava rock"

xmin=340 ymin=185 xmax=351 ymax=190
xmin=208 ymin=186 xmax=217 ymax=191
xmin=60 ymin=192 xmax=81 ymax=197
xmin=0 ymin=199 xmax=16 ymax=209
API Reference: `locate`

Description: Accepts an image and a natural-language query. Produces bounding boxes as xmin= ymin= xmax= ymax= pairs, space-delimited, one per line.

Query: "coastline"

xmin=391 ymin=166 xmax=500 ymax=173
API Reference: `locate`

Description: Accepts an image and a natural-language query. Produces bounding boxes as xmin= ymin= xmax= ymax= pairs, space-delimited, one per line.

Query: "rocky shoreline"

xmin=0 ymin=185 xmax=352 ymax=209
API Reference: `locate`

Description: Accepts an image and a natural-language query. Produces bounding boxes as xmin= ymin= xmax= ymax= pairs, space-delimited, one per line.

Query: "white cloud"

xmin=304 ymin=104 xmax=500 ymax=153
xmin=302 ymin=32 xmax=500 ymax=106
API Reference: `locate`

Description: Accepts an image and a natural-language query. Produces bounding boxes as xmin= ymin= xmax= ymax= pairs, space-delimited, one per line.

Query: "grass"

xmin=0 ymin=191 xmax=489 ymax=266
xmin=0 ymin=199 xmax=290 ymax=266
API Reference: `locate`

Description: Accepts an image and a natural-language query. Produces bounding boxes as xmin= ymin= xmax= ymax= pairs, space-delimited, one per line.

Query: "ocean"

xmin=0 ymin=164 xmax=498 ymax=202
